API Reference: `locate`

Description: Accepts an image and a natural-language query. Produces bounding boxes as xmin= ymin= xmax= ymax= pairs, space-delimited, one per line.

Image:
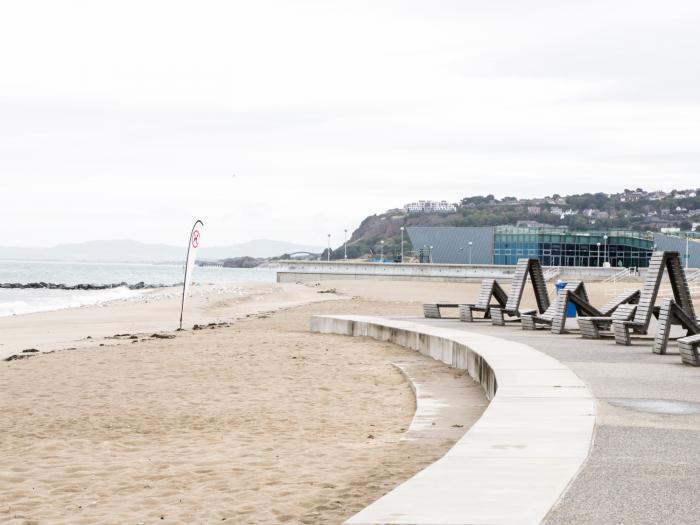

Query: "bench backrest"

xmin=599 ymin=289 xmax=641 ymax=317
xmin=632 ymin=251 xmax=694 ymax=328
xmin=505 ymin=258 xmax=550 ymax=314
xmin=474 ymin=279 xmax=502 ymax=309
xmin=611 ymin=303 xmax=636 ymax=321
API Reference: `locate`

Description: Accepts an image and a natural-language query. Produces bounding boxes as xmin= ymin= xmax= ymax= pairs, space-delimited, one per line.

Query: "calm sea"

xmin=0 ymin=260 xmax=277 ymax=317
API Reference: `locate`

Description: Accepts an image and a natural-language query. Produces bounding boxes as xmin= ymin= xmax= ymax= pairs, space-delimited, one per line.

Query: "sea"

xmin=0 ymin=260 xmax=277 ymax=317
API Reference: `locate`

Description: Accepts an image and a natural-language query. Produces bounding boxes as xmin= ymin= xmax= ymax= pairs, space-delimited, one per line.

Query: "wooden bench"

xmin=423 ymin=303 xmax=460 ymax=319
xmin=491 ymin=258 xmax=550 ymax=326
xmin=522 ymin=282 xmax=584 ymax=334
xmin=579 ymin=304 xmax=637 ymax=339
xmin=652 ymin=298 xmax=700 ymax=355
xmin=458 ymin=279 xmax=508 ymax=322
xmin=613 ymin=251 xmax=691 ymax=346
xmin=679 ymin=333 xmax=700 ymax=366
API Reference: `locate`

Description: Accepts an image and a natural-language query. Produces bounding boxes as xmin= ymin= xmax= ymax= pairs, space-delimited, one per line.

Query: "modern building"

xmin=406 ymin=227 xmax=494 ymax=264
xmin=405 ymin=226 xmax=694 ymax=268
xmin=493 ymin=226 xmax=653 ymax=268
xmin=654 ymin=233 xmax=700 ymax=268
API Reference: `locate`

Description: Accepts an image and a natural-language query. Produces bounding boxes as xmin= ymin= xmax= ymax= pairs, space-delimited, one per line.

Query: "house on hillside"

xmin=404 ymin=200 xmax=457 ymax=214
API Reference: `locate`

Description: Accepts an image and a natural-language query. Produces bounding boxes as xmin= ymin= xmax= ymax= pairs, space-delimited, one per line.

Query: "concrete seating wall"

xmin=311 ymin=315 xmax=595 ymax=525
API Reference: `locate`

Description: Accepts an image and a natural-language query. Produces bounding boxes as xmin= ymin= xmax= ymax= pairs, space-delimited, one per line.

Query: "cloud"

xmin=1 ymin=1 xmax=699 ymax=246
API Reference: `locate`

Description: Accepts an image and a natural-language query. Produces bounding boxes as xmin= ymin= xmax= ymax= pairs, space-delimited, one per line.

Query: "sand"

xmin=0 ymin=283 xmax=486 ymax=524
xmin=4 ymin=275 xmax=691 ymax=524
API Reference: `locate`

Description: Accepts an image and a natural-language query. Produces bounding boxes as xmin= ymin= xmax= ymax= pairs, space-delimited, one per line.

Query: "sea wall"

xmin=275 ymin=260 xmax=626 ymax=283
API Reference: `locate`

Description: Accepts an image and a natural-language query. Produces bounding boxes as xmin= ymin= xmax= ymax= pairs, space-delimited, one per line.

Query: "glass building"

xmin=493 ymin=226 xmax=654 ymax=268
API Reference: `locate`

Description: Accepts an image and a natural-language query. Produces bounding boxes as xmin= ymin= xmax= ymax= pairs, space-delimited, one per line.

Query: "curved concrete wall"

xmin=311 ymin=315 xmax=595 ymax=525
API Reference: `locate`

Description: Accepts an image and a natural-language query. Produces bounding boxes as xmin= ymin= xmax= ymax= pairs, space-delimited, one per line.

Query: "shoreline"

xmin=0 ymin=281 xmax=338 ymax=361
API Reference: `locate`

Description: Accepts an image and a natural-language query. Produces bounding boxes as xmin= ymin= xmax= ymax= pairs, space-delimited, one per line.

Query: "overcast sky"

xmin=2 ymin=1 xmax=700 ymax=247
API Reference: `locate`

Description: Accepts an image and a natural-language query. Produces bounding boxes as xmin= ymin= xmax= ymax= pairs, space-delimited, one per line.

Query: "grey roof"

xmin=406 ymin=227 xmax=494 ymax=264
xmin=654 ymin=233 xmax=700 ymax=268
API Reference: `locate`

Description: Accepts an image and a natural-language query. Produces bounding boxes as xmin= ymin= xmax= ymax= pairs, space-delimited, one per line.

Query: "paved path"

xmin=312 ymin=315 xmax=596 ymax=525
xmin=414 ymin=317 xmax=700 ymax=525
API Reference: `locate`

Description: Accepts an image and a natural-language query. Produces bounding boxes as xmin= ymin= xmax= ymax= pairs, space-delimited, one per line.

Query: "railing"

xmin=543 ymin=266 xmax=561 ymax=282
xmin=603 ymin=267 xmax=634 ymax=283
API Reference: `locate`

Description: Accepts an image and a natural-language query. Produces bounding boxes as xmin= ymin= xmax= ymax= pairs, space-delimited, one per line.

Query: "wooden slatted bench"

xmin=522 ymin=282 xmax=584 ymax=334
xmin=613 ymin=251 xmax=681 ymax=346
xmin=491 ymin=258 xmax=550 ymax=326
xmin=458 ymin=279 xmax=508 ymax=322
xmin=679 ymin=334 xmax=700 ymax=366
xmin=423 ymin=303 xmax=460 ymax=319
xmin=579 ymin=304 xmax=637 ymax=339
xmin=652 ymin=298 xmax=700 ymax=355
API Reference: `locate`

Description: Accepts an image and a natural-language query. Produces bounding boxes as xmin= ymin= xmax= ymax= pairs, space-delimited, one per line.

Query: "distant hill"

xmin=334 ymin=187 xmax=700 ymax=260
xmin=0 ymin=239 xmax=324 ymax=263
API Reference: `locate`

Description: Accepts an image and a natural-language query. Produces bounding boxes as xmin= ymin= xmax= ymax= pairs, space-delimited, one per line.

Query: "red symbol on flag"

xmin=191 ymin=230 xmax=200 ymax=248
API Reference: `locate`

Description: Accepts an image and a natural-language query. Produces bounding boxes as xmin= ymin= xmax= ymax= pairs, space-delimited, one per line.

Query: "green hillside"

xmin=329 ymin=188 xmax=700 ymax=261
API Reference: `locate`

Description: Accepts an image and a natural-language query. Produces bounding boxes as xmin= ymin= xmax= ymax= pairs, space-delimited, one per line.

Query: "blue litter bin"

xmin=555 ymin=280 xmax=577 ymax=318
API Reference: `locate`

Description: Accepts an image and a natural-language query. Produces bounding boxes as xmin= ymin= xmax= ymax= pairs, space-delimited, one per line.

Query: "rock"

xmin=221 ymin=256 xmax=264 ymax=268
xmin=21 ymin=348 xmax=39 ymax=353
xmin=0 ymin=281 xmax=178 ymax=290
xmin=151 ymin=333 xmax=175 ymax=339
xmin=5 ymin=354 xmax=29 ymax=361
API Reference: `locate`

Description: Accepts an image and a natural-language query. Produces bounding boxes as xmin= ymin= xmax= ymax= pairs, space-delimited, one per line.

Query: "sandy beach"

xmin=1 ymin=280 xmax=489 ymax=524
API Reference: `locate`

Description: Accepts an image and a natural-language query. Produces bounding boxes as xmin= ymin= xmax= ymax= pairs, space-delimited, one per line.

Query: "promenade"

xmin=315 ymin=314 xmax=700 ymax=524
xmin=448 ymin=318 xmax=700 ymax=524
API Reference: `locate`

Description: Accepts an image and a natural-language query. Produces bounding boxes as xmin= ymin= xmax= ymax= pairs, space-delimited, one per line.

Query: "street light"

xmin=400 ymin=226 xmax=405 ymax=263
xmin=603 ymin=234 xmax=608 ymax=266
xmin=327 ymin=233 xmax=331 ymax=262
xmin=344 ymin=229 xmax=348 ymax=260
xmin=686 ymin=235 xmax=690 ymax=269
xmin=596 ymin=242 xmax=601 ymax=267
xmin=380 ymin=240 xmax=384 ymax=262
xmin=429 ymin=245 xmax=433 ymax=264
xmin=468 ymin=241 xmax=473 ymax=264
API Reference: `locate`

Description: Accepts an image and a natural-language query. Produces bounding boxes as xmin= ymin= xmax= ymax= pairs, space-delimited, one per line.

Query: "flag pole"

xmin=179 ymin=219 xmax=204 ymax=330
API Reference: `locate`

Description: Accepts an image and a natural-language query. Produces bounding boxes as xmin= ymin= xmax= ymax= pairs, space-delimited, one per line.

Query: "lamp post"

xmin=380 ymin=240 xmax=384 ymax=262
xmin=344 ymin=229 xmax=348 ymax=260
xmin=596 ymin=242 xmax=601 ymax=267
xmin=400 ymin=226 xmax=405 ymax=263
xmin=429 ymin=245 xmax=433 ymax=264
xmin=603 ymin=234 xmax=608 ymax=266
xmin=327 ymin=233 xmax=331 ymax=262
xmin=468 ymin=241 xmax=473 ymax=264
xmin=686 ymin=236 xmax=690 ymax=269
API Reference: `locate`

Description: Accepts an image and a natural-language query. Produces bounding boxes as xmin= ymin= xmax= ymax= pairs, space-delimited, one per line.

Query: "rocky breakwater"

xmin=0 ymin=281 xmax=181 ymax=290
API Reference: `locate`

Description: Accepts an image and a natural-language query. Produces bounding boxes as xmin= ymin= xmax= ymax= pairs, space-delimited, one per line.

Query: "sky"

xmin=2 ymin=1 xmax=700 ymax=248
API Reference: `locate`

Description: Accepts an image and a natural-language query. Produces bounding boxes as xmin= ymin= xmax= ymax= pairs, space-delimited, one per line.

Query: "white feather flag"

xmin=179 ymin=220 xmax=204 ymax=329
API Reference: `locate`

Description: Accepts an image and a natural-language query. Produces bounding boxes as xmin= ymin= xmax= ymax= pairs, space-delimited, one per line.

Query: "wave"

xmin=0 ymin=287 xmax=143 ymax=317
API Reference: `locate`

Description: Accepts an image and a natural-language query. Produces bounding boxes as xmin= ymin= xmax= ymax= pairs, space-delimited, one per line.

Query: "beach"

xmin=1 ymin=280 xmax=489 ymax=524
xmin=3 ymin=276 xmax=694 ymax=524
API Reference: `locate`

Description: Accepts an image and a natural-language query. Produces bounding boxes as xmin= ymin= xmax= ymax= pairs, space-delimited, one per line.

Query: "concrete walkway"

xmin=416 ymin=317 xmax=700 ymax=525
xmin=312 ymin=315 xmax=596 ymax=525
